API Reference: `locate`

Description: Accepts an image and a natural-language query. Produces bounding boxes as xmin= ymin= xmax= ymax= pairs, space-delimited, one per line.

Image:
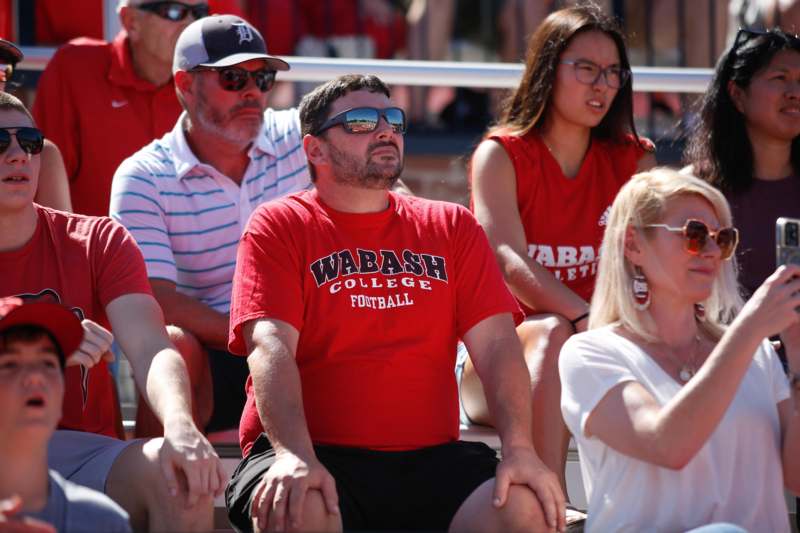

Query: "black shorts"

xmin=205 ymin=348 xmax=249 ymax=433
xmin=226 ymin=434 xmax=498 ymax=532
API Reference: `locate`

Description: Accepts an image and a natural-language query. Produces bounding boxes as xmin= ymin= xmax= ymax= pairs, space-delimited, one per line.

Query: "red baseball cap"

xmin=0 ymin=297 xmax=83 ymax=366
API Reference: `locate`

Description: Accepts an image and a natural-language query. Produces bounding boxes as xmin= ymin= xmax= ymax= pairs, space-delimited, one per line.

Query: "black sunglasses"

xmin=644 ymin=219 xmax=739 ymax=260
xmin=0 ymin=127 xmax=45 ymax=155
xmin=192 ymin=66 xmax=277 ymax=93
xmin=136 ymin=1 xmax=209 ymax=22
xmin=314 ymin=107 xmax=407 ymax=136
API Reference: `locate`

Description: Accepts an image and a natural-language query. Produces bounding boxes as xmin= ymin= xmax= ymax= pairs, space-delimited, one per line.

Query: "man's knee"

xmin=109 ymin=438 xmax=214 ymax=530
xmin=520 ymin=314 xmax=573 ymax=368
xmin=256 ymin=489 xmax=340 ymax=533
xmin=498 ymin=485 xmax=549 ymax=533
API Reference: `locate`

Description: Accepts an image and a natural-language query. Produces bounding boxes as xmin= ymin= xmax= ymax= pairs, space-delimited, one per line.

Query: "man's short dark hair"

xmin=298 ymin=75 xmax=391 ymax=181
xmin=0 ymin=92 xmax=34 ymax=123
xmin=299 ymin=75 xmax=391 ymax=137
xmin=0 ymin=325 xmax=66 ymax=371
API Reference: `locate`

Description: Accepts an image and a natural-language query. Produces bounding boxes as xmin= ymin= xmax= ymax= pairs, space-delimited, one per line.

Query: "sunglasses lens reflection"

xmin=344 ymin=109 xmax=379 ymax=133
xmin=684 ymin=221 xmax=708 ymax=254
xmin=17 ymin=128 xmax=44 ymax=154
xmin=717 ymin=228 xmax=738 ymax=259
xmin=682 ymin=220 xmax=737 ymax=259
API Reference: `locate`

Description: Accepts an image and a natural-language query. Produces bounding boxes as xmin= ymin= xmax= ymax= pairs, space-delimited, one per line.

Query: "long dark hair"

xmin=685 ymin=29 xmax=800 ymax=194
xmin=494 ymin=3 xmax=637 ymax=143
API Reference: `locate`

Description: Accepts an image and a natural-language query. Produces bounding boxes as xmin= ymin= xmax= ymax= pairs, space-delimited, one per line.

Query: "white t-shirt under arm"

xmin=560 ymin=326 xmax=791 ymax=533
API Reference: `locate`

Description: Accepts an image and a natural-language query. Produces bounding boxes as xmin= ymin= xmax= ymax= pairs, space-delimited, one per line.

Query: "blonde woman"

xmin=560 ymin=168 xmax=800 ymax=532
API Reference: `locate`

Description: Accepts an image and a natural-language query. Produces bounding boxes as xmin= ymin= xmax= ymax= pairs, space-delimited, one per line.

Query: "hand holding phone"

xmin=776 ymin=217 xmax=800 ymax=269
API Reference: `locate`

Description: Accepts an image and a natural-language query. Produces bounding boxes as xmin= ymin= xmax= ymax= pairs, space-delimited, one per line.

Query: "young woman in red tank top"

xmin=458 ymin=4 xmax=655 ymax=519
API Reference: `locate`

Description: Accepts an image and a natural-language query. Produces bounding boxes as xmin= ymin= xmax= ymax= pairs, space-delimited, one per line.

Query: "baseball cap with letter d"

xmin=173 ymin=15 xmax=290 ymax=74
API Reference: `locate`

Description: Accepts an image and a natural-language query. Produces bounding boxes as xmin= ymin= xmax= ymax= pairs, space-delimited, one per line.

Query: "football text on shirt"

xmin=310 ymin=248 xmax=448 ymax=310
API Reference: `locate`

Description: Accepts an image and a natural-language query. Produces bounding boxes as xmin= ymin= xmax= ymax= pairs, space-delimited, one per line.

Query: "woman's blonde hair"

xmin=589 ymin=167 xmax=744 ymax=341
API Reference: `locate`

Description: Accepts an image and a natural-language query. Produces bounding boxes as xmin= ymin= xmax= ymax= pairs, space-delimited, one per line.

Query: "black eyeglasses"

xmin=0 ymin=127 xmax=45 ymax=155
xmin=192 ymin=66 xmax=277 ymax=92
xmin=643 ymin=219 xmax=739 ymax=260
xmin=314 ymin=107 xmax=407 ymax=136
xmin=560 ymin=59 xmax=630 ymax=89
xmin=135 ymin=1 xmax=209 ymax=22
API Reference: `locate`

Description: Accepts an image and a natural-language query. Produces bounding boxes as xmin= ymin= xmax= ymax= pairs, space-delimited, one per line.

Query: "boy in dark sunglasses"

xmin=224 ymin=74 xmax=563 ymax=533
xmin=0 ymin=38 xmax=72 ymax=213
xmin=0 ymin=92 xmax=225 ymax=532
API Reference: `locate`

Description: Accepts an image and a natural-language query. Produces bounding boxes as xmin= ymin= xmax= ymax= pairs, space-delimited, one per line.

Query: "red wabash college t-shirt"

xmin=230 ymin=190 xmax=522 ymax=457
xmin=483 ymin=132 xmax=643 ymax=314
xmin=0 ymin=205 xmax=152 ymax=437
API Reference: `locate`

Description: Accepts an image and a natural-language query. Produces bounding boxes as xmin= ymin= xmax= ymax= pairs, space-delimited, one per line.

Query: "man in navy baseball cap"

xmin=111 ymin=13 xmax=310 ymax=440
xmin=173 ymin=14 xmax=289 ymax=73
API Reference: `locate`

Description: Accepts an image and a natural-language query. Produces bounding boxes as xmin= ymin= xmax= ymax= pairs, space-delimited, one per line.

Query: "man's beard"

xmin=327 ymin=141 xmax=403 ymax=189
xmin=193 ymin=89 xmax=264 ymax=146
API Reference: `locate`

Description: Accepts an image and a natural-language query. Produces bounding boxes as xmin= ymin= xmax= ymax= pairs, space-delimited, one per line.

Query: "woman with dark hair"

xmin=0 ymin=38 xmax=72 ymax=212
xmin=685 ymin=28 xmax=800 ymax=297
xmin=458 ymin=2 xmax=655 ymax=519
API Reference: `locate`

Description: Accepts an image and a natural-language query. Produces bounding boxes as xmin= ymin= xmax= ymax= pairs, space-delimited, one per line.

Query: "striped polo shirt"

xmin=109 ymin=108 xmax=311 ymax=313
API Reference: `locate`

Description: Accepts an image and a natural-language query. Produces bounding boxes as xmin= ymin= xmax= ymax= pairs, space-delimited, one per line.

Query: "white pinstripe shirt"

xmin=110 ymin=108 xmax=311 ymax=313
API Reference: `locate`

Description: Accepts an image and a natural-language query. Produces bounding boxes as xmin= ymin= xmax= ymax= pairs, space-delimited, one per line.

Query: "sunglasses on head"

xmin=0 ymin=127 xmax=45 ymax=155
xmin=135 ymin=1 xmax=209 ymax=22
xmin=192 ymin=66 xmax=277 ymax=92
xmin=731 ymin=27 xmax=800 ymax=56
xmin=313 ymin=107 xmax=407 ymax=136
xmin=644 ymin=219 xmax=739 ymax=260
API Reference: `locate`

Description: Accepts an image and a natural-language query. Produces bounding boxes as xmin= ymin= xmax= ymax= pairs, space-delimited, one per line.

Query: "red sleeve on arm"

xmin=451 ymin=205 xmax=523 ymax=337
xmin=90 ymin=218 xmax=153 ymax=306
xmin=33 ymin=47 xmax=80 ymax=181
xmin=229 ymin=205 xmax=304 ymax=355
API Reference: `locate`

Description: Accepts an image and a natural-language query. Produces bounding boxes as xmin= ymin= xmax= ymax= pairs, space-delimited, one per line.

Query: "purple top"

xmin=727 ymin=175 xmax=800 ymax=296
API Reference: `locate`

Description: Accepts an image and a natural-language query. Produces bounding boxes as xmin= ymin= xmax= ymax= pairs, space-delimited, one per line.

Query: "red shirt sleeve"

xmin=451 ymin=205 xmax=523 ymax=337
xmin=229 ymin=204 xmax=305 ymax=355
xmin=33 ymin=45 xmax=80 ymax=182
xmin=88 ymin=217 xmax=153 ymax=306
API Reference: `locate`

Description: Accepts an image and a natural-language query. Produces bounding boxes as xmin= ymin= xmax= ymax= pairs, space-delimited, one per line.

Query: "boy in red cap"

xmin=0 ymin=297 xmax=131 ymax=533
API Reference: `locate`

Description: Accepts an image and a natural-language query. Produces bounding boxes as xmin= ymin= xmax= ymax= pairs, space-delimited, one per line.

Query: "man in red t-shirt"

xmin=0 ymin=93 xmax=225 ymax=531
xmin=31 ymin=0 xmax=210 ymax=216
xmin=225 ymin=74 xmax=565 ymax=533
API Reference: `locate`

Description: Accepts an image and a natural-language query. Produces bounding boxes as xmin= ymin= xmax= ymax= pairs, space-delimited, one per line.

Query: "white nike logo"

xmin=111 ymin=99 xmax=128 ymax=108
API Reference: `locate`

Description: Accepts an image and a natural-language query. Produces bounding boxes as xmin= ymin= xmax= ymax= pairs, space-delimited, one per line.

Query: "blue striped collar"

xmin=168 ymin=111 xmax=274 ymax=181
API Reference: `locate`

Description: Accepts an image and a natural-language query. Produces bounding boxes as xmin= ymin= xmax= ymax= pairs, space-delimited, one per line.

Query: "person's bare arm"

xmin=105 ymin=293 xmax=226 ymax=504
xmin=471 ymin=140 xmax=588 ymax=324
xmin=463 ymin=312 xmax=564 ymax=532
xmin=585 ymin=265 xmax=800 ymax=469
xmin=34 ymin=141 xmax=72 ymax=212
xmin=244 ymin=318 xmax=339 ymax=532
xmin=777 ymin=319 xmax=800 ymax=494
xmin=150 ymin=279 xmax=229 ymax=350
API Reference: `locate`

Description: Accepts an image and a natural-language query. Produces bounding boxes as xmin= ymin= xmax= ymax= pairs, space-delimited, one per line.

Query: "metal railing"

xmin=18 ymin=46 xmax=714 ymax=94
